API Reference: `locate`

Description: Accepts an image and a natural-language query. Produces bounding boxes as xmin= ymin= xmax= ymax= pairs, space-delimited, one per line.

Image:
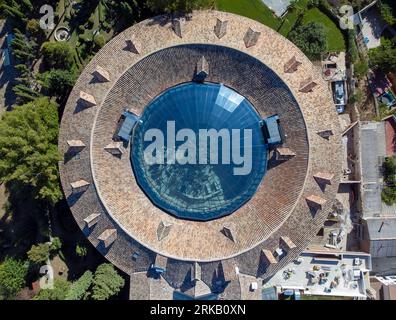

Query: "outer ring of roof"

xmin=59 ymin=11 xmax=343 ymax=268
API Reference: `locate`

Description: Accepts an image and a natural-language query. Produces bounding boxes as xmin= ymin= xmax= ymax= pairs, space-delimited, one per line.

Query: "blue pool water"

xmin=131 ymin=82 xmax=268 ymax=221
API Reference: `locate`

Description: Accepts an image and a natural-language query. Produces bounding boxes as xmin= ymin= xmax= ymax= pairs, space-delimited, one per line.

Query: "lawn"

xmin=215 ymin=0 xmax=346 ymax=52
xmin=215 ymin=0 xmax=280 ymax=30
xmin=302 ymin=8 xmax=346 ymax=51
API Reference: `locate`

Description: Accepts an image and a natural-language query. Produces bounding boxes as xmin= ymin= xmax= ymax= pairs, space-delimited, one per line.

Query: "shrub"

xmin=288 ymin=22 xmax=327 ymax=61
xmin=91 ymin=264 xmax=125 ymax=300
xmin=27 ymin=243 xmax=51 ymax=264
xmin=94 ymin=34 xmax=106 ymax=48
xmin=65 ymin=271 xmax=93 ymax=300
xmin=42 ymin=42 xmax=74 ymax=70
xmin=0 ymin=258 xmax=28 ymax=300
xmin=354 ymin=60 xmax=369 ymax=79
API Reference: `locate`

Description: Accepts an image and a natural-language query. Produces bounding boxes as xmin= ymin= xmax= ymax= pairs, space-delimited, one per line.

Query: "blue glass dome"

xmin=131 ymin=82 xmax=267 ymax=221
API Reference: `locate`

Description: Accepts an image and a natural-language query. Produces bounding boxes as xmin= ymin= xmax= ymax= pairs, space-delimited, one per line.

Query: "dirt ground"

xmin=357 ymin=79 xmax=377 ymax=121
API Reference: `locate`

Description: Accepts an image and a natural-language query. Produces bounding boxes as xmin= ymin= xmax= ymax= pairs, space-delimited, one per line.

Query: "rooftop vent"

xmin=104 ymin=142 xmax=124 ymax=156
xmin=244 ymin=27 xmax=261 ymax=48
xmin=192 ymin=262 xmax=201 ymax=282
xmin=306 ymin=195 xmax=327 ymax=210
xmin=195 ymin=55 xmax=209 ymax=80
xmin=317 ymin=130 xmax=334 ymax=140
xmin=125 ymin=39 xmax=140 ymax=54
xmin=67 ymin=140 xmax=86 ymax=150
xmin=83 ymin=213 xmax=101 ymax=228
xmin=70 ymin=180 xmax=90 ymax=193
xmin=172 ymin=18 xmax=183 ymax=38
xmin=98 ymin=229 xmax=117 ymax=248
xmin=261 ymin=249 xmax=277 ymax=265
xmin=280 ymin=236 xmax=297 ymax=251
xmin=152 ymin=254 xmax=167 ymax=274
xmin=214 ymin=19 xmax=228 ymax=39
xmin=284 ymin=56 xmax=302 ymax=73
xmin=221 ymin=226 xmax=236 ymax=242
xmin=314 ymin=172 xmax=334 ymax=185
xmin=93 ymin=65 xmax=111 ymax=82
xmin=79 ymin=91 xmax=97 ymax=108
xmin=157 ymin=221 xmax=172 ymax=241
xmin=275 ymin=147 xmax=296 ymax=161
xmin=299 ymin=77 xmax=318 ymax=93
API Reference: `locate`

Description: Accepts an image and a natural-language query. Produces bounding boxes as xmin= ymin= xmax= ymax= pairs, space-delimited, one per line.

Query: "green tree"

xmin=91 ymin=263 xmax=125 ymax=300
xmin=93 ymin=34 xmax=106 ymax=48
xmin=27 ymin=243 xmax=51 ymax=264
xmin=38 ymin=69 xmax=76 ymax=98
xmin=12 ymin=84 xmax=42 ymax=105
xmin=369 ymin=39 xmax=396 ymax=73
xmin=65 ymin=271 xmax=93 ymax=300
xmin=146 ymin=0 xmax=213 ymax=13
xmin=11 ymin=29 xmax=38 ymax=64
xmin=0 ymin=97 xmax=62 ymax=204
xmin=347 ymin=29 xmax=359 ymax=64
xmin=354 ymin=60 xmax=369 ymax=79
xmin=288 ymin=22 xmax=327 ymax=61
xmin=378 ymin=1 xmax=396 ymax=26
xmin=50 ymin=237 xmax=62 ymax=253
xmin=75 ymin=244 xmax=88 ymax=258
xmin=1 ymin=2 xmax=27 ymax=27
xmin=42 ymin=42 xmax=75 ymax=70
xmin=381 ymin=156 xmax=396 ymax=205
xmin=0 ymin=258 xmax=28 ymax=300
xmin=349 ymin=89 xmax=363 ymax=104
xmin=33 ymin=278 xmax=71 ymax=300
xmin=26 ymin=19 xmax=43 ymax=38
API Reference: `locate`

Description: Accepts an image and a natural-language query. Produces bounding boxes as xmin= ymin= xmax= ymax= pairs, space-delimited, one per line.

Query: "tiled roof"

xmin=59 ymin=10 xmax=342 ymax=283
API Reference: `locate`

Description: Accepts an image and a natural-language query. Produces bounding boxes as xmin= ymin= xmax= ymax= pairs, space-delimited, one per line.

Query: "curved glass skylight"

xmin=131 ymin=82 xmax=267 ymax=221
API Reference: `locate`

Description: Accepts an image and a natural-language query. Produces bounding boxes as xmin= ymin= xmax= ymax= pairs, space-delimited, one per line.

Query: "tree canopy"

xmin=33 ymin=278 xmax=71 ymax=300
xmin=38 ymin=68 xmax=76 ymax=99
xmin=288 ymin=22 xmax=327 ymax=61
xmin=42 ymin=42 xmax=75 ymax=70
xmin=0 ymin=97 xmax=62 ymax=204
xmin=91 ymin=263 xmax=125 ymax=300
xmin=0 ymin=258 xmax=28 ymax=300
xmin=369 ymin=39 xmax=396 ymax=73
xmin=146 ymin=0 xmax=214 ymax=13
xmin=65 ymin=271 xmax=93 ymax=300
xmin=382 ymin=156 xmax=396 ymax=205
xmin=27 ymin=243 xmax=51 ymax=264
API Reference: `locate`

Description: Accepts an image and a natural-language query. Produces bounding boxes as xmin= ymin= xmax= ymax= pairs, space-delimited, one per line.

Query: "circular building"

xmin=59 ymin=10 xmax=342 ymax=300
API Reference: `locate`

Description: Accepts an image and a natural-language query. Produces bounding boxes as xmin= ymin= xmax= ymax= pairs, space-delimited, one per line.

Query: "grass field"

xmin=215 ymin=0 xmax=280 ymax=30
xmin=215 ymin=0 xmax=345 ymax=51
xmin=302 ymin=8 xmax=346 ymax=51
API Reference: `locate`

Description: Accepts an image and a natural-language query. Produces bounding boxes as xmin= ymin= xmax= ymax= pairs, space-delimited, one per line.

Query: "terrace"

xmin=266 ymin=250 xmax=372 ymax=299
